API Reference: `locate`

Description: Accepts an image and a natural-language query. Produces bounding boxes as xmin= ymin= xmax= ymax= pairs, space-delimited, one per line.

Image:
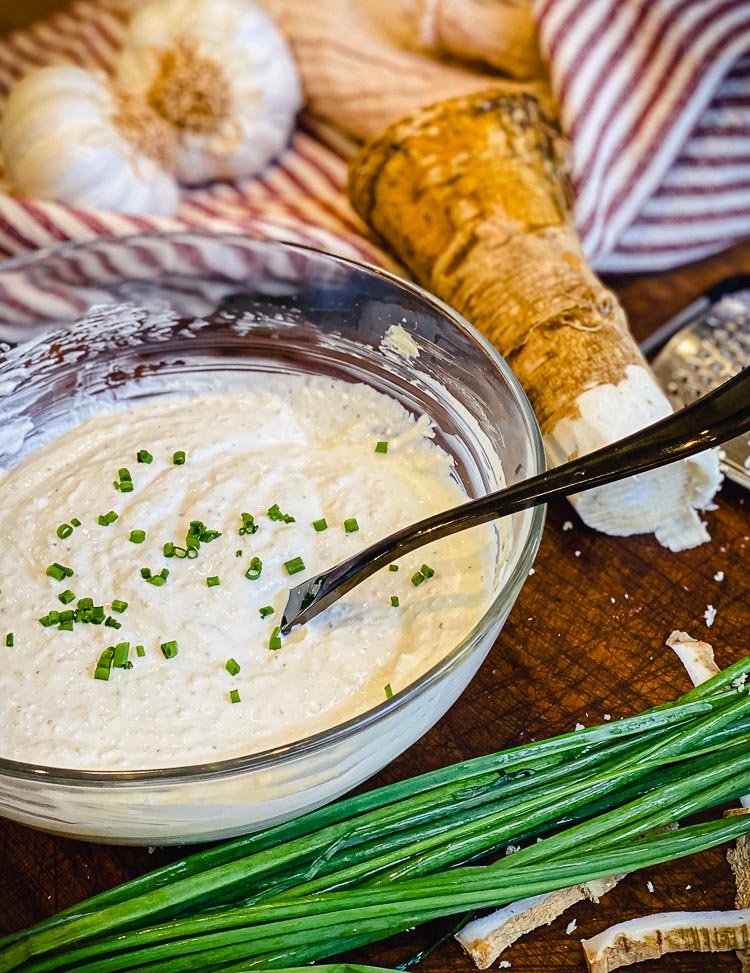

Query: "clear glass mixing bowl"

xmin=0 ymin=232 xmax=544 ymax=845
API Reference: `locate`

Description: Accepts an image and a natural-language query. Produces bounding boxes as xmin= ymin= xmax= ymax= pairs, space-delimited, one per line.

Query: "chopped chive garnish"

xmin=58 ymin=620 xmax=74 ymax=631
xmin=207 ymin=576 xmax=221 ymax=587
xmin=98 ymin=511 xmax=118 ymax=526
xmin=112 ymin=642 xmax=130 ymax=668
xmin=267 ymin=503 xmax=295 ymax=523
xmin=39 ymin=615 xmax=52 ymax=627
xmin=229 ymin=689 xmax=241 ymax=704
xmin=104 ymin=616 xmax=122 ymax=629
xmin=118 ymin=468 xmax=132 ymax=482
xmin=172 ymin=451 xmax=186 ymax=465
xmin=420 ymin=563 xmax=435 ymax=579
xmin=183 ymin=520 xmax=221 ymax=555
xmin=58 ymin=589 xmax=75 ymax=605
xmin=239 ymin=512 xmax=259 ymax=536
xmin=136 ymin=644 xmax=145 ymax=658
xmin=48 ymin=611 xmax=60 ymax=625
xmin=284 ymin=556 xmax=306 ymax=576
xmin=389 ymin=564 xmax=399 ymax=572
xmin=161 ymin=640 xmax=178 ymax=659
xmin=5 ymin=633 xmax=13 ymax=647
xmin=268 ymin=626 xmax=282 ymax=651
xmin=312 ymin=518 xmax=328 ymax=532
xmin=245 ymin=557 xmax=262 ymax=581
xmin=375 ymin=441 xmax=389 ymax=454
xmin=391 ymin=596 xmax=400 ymax=608
xmin=56 ymin=523 xmax=73 ymax=539
xmin=235 ymin=549 xmax=242 ymax=558
xmin=77 ymin=597 xmax=93 ymax=610
xmin=411 ymin=571 xmax=425 ymax=586
xmin=137 ymin=450 xmax=153 ymax=464
xmin=117 ymin=481 xmax=134 ymax=493
xmin=129 ymin=529 xmax=146 ymax=544
xmin=94 ymin=647 xmax=114 ymax=681
xmin=46 ymin=562 xmax=73 ymax=581
xmin=59 ymin=610 xmax=74 ymax=622
xmin=225 ymin=658 xmax=241 ymax=676
xmin=140 ymin=567 xmax=152 ymax=579
xmin=111 ymin=600 xmax=128 ymax=614
xmin=344 ymin=518 xmax=359 ymax=534
xmin=146 ymin=567 xmax=168 ymax=587
xmin=71 ymin=517 xmax=81 ymax=528
xmin=259 ymin=605 xmax=275 ymax=619
xmin=384 ymin=683 xmax=393 ymax=699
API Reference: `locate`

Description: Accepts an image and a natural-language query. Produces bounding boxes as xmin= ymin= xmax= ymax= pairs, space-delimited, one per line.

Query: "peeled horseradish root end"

xmin=347 ymin=90 xmax=722 ymax=551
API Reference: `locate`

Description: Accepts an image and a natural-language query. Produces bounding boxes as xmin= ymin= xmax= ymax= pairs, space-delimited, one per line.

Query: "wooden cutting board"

xmin=1 ymin=239 xmax=750 ymax=973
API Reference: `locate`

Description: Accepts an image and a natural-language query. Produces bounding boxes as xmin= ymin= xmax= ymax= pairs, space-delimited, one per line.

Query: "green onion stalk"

xmin=2 ymin=660 xmax=750 ymax=973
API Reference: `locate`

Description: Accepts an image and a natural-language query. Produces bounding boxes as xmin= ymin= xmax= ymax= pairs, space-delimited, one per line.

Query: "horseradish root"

xmin=582 ymin=910 xmax=750 ymax=972
xmin=456 ymin=876 xmax=621 ymax=969
xmin=348 ymin=91 xmax=721 ymax=549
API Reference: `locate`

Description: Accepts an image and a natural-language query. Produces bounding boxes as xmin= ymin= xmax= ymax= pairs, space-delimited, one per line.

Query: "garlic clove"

xmin=116 ymin=0 xmax=302 ymax=185
xmin=1 ymin=66 xmax=180 ymax=216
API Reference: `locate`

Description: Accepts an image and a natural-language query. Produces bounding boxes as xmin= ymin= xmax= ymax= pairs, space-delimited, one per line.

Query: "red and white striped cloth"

xmin=535 ymin=0 xmax=750 ymax=272
xmin=0 ymin=0 xmax=748 ymax=281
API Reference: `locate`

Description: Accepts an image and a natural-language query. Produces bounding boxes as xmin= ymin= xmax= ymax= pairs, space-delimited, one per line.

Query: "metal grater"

xmin=646 ymin=276 xmax=750 ymax=489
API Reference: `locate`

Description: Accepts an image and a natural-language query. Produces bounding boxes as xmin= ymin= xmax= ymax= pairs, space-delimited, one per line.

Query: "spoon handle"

xmin=282 ymin=367 xmax=749 ymax=631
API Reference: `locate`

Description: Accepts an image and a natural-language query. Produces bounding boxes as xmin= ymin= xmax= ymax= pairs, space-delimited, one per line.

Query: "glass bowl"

xmin=0 ymin=232 xmax=544 ymax=845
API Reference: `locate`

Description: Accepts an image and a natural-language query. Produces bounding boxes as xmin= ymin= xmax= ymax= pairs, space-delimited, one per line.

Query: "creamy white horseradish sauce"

xmin=0 ymin=375 xmax=498 ymax=770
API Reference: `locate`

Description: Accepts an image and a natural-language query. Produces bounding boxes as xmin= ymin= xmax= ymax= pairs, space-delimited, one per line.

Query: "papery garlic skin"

xmin=116 ymin=0 xmax=303 ymax=185
xmin=1 ymin=67 xmax=180 ymax=216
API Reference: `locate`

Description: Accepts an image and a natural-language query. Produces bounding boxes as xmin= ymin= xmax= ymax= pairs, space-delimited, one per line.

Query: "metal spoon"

xmin=281 ymin=366 xmax=750 ymax=633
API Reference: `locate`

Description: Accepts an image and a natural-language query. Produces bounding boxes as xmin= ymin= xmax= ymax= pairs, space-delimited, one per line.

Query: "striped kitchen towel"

xmin=0 ymin=0 xmax=748 ymax=289
xmin=534 ymin=0 xmax=750 ymax=273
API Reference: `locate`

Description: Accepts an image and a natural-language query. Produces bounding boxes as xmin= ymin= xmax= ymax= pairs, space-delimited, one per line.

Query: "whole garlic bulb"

xmin=116 ymin=0 xmax=303 ymax=185
xmin=0 ymin=66 xmax=180 ymax=215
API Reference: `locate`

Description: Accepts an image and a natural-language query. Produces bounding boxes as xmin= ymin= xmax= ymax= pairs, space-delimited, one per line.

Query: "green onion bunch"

xmin=4 ymin=659 xmax=750 ymax=973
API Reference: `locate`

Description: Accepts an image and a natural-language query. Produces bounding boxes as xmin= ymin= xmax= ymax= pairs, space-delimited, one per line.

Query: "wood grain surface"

xmin=1 ymin=239 xmax=750 ymax=972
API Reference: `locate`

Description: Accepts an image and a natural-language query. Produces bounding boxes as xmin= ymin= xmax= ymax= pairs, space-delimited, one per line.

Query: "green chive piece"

xmin=70 ymin=518 xmax=81 ymax=528
xmin=104 ymin=616 xmax=122 ymax=629
xmin=56 ymin=523 xmax=73 ymax=539
xmin=238 ymin=512 xmax=259 ymax=536
xmin=47 ymin=611 xmax=60 ymax=625
xmin=161 ymin=640 xmax=178 ymax=659
xmin=58 ymin=620 xmax=74 ymax=631
xmin=420 ymin=563 xmax=435 ymax=579
xmin=375 ymin=441 xmax=389 ymax=454
xmin=172 ymin=451 xmax=186 ymax=465
xmin=136 ymin=644 xmax=145 ymax=658
xmin=312 ymin=518 xmax=328 ymax=532
xmin=207 ymin=576 xmax=221 ymax=588
xmin=146 ymin=575 xmax=167 ymax=587
xmin=225 ymin=658 xmax=241 ymax=676
xmin=384 ymin=683 xmax=394 ymax=699
xmin=229 ymin=689 xmax=241 ymax=704
xmin=98 ymin=511 xmax=118 ymax=526
xmin=344 ymin=517 xmax=359 ymax=534
xmin=94 ymin=646 xmax=114 ymax=681
xmin=235 ymin=549 xmax=242 ymax=558
xmin=140 ymin=567 xmax=152 ymax=579
xmin=259 ymin=605 xmax=275 ymax=619
xmin=245 ymin=557 xmax=262 ymax=581
xmin=268 ymin=626 xmax=282 ymax=651
xmin=39 ymin=615 xmax=51 ymax=628
xmin=94 ymin=666 xmax=110 ymax=681
xmin=391 ymin=596 xmax=400 ymax=608
xmin=284 ymin=556 xmax=306 ymax=576
xmin=118 ymin=468 xmax=132 ymax=482
xmin=137 ymin=450 xmax=153 ymax=464
xmin=388 ymin=565 xmax=399 ymax=573
xmin=112 ymin=642 xmax=130 ymax=668
xmin=58 ymin=589 xmax=76 ymax=605
xmin=5 ymin=633 xmax=13 ymax=647
xmin=77 ymin=597 xmax=93 ymax=610
xmin=267 ymin=503 xmax=295 ymax=523
xmin=118 ymin=481 xmax=134 ymax=494
xmin=46 ymin=562 xmax=73 ymax=581
xmin=111 ymin=600 xmax=128 ymax=614
xmin=411 ymin=571 xmax=425 ymax=586
xmin=129 ymin=530 xmax=146 ymax=544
